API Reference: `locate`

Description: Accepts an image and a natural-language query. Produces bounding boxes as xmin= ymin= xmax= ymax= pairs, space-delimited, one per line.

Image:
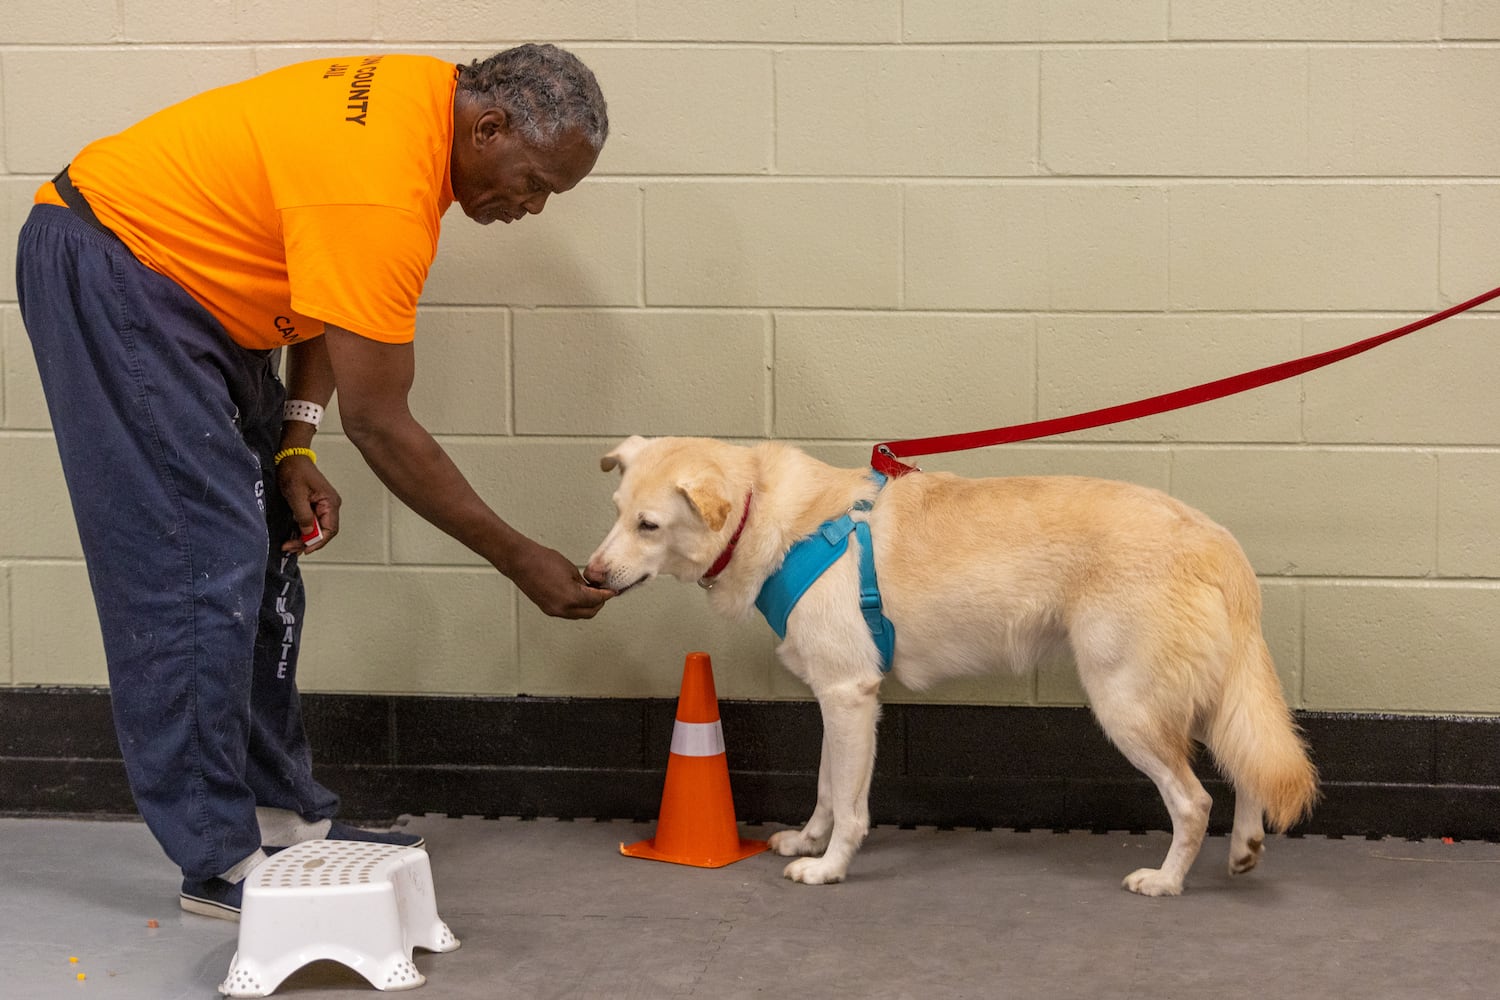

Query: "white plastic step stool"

xmin=219 ymin=839 xmax=460 ymax=996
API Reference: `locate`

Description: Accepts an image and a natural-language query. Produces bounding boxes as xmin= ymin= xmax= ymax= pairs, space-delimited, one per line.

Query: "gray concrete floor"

xmin=2 ymin=814 xmax=1497 ymax=999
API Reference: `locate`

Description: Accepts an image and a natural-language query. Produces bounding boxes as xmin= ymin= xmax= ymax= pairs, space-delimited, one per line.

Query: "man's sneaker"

xmin=324 ymin=821 xmax=425 ymax=850
xmin=180 ymin=876 xmax=243 ymax=921
xmin=262 ymin=822 xmax=427 ymax=858
xmin=262 ymin=821 xmax=426 ymax=854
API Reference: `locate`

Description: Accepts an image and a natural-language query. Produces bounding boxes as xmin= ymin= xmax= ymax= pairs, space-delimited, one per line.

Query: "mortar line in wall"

xmin=1162 ymin=186 xmax=1173 ymax=315
xmin=1302 ymin=47 xmax=1313 ymax=178
xmin=1434 ymin=187 xmax=1447 ymax=303
xmin=7 ymin=40 xmax=1499 ymax=52
xmin=0 ymin=559 xmax=555 ymax=574
xmin=511 ymin=581 xmax=522 ymax=698
xmin=1257 ymin=577 xmax=1500 ymax=588
xmin=3 ymin=564 xmax=11 ymax=686
xmin=0 ymin=430 xmax=69 ymax=442
xmin=770 ymin=46 xmax=781 ymax=175
xmin=1030 ymin=313 xmax=1041 ymax=423
xmin=1296 ymin=585 xmax=1307 ymax=708
xmin=506 ymin=302 xmax=522 ymax=672
xmin=276 ymin=564 xmax=512 ymax=576
xmin=504 ymin=308 xmax=522 ymax=677
xmin=896 ymin=184 xmax=906 ymax=309
xmin=581 ymin=176 xmax=1500 ymax=185
xmin=409 ymin=435 xmax=1500 ymax=453
xmin=4 ymin=172 xmax=1498 ymax=186
xmin=413 ymin=305 xmax=1500 ymax=319
xmin=506 ymin=306 xmax=517 ymax=437
xmin=1033 ymin=45 xmax=1045 ymax=177
xmin=637 ymin=184 xmax=647 ymax=308
xmin=767 ymin=310 xmax=777 ymax=438
xmin=777 ymin=439 xmax=1500 ymax=455
xmin=1430 ymin=452 xmax=1444 ymax=577
xmin=1294 ymin=315 xmax=1307 ymax=446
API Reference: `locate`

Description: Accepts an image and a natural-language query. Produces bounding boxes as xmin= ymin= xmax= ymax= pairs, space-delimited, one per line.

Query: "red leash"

xmin=872 ymin=284 xmax=1500 ymax=479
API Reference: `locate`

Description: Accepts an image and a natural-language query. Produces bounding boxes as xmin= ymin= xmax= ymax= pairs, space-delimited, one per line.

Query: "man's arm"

xmin=277 ymin=337 xmax=341 ymax=551
xmin=283 ymin=336 xmax=336 ymax=415
xmin=320 ymin=323 xmax=610 ymax=619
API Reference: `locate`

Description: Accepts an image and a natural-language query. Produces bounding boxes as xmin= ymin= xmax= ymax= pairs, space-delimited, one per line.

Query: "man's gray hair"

xmin=458 ymin=44 xmax=609 ymax=152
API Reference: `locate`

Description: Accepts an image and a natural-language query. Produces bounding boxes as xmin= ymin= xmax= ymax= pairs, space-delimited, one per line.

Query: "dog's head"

xmin=583 ymin=436 xmax=741 ymax=593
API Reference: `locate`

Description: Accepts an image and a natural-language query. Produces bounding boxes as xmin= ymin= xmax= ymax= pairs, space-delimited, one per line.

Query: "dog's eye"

xmin=637 ymin=519 xmax=658 ymax=533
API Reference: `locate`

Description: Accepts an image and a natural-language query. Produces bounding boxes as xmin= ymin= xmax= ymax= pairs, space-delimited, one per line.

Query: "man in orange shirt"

xmin=16 ymin=44 xmax=613 ymax=920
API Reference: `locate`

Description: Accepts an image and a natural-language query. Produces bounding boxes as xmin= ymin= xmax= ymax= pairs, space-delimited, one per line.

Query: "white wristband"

xmin=282 ymin=399 xmax=324 ymax=428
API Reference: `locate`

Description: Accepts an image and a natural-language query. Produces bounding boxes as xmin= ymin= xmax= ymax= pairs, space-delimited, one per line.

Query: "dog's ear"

xmin=679 ymin=477 xmax=732 ymax=532
xmin=600 ymin=435 xmax=649 ymax=473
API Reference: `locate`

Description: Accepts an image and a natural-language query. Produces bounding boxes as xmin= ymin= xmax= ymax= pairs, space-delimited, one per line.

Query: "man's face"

xmin=452 ymin=108 xmax=599 ymax=226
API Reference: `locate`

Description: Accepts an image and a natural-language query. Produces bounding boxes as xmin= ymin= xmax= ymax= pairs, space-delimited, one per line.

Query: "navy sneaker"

xmin=180 ymin=876 xmax=243 ymax=921
xmin=325 ymin=820 xmax=425 ymax=850
xmin=263 ymin=821 xmax=426 ymax=853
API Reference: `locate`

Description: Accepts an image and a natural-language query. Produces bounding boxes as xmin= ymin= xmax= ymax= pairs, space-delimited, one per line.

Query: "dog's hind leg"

xmin=1084 ymin=679 xmax=1212 ymax=896
xmin=1228 ymin=791 xmax=1266 ymax=875
xmin=768 ymin=730 xmax=836 ymax=859
xmin=1117 ymin=747 xmax=1212 ymax=896
xmin=780 ymin=678 xmax=881 ymax=885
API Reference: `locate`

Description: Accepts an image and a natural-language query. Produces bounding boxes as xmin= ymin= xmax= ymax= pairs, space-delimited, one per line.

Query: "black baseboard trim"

xmin=2 ymin=688 xmax=1497 ymax=840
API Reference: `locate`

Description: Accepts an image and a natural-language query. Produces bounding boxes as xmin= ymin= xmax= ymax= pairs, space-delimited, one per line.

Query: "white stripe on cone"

xmin=670 ymin=720 xmax=726 ymax=758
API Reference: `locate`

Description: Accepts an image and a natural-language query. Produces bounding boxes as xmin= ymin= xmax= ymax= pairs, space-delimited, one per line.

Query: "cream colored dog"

xmin=585 ymin=436 xmax=1318 ymax=895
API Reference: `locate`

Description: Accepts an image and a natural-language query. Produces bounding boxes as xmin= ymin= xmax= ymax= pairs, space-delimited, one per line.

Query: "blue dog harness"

xmin=753 ymin=475 xmax=896 ymax=672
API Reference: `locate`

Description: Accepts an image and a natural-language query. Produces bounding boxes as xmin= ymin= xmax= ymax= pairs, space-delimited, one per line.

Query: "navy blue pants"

xmin=16 ymin=204 xmax=338 ymax=880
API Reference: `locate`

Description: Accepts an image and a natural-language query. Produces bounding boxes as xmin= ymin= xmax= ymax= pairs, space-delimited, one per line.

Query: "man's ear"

xmin=600 ymin=436 xmax=649 ymax=473
xmin=679 ymin=477 xmax=732 ymax=533
xmin=474 ymin=105 xmax=508 ymax=146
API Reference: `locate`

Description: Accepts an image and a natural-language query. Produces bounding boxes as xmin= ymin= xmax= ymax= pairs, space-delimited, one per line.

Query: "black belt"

xmin=53 ymin=165 xmax=121 ymax=242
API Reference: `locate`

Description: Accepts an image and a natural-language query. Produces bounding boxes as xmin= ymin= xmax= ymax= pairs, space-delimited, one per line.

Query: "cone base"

xmin=619 ymin=836 xmax=769 ymax=869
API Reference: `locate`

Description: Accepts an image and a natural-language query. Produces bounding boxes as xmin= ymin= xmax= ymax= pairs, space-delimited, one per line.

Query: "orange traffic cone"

xmin=620 ymin=652 xmax=769 ymax=868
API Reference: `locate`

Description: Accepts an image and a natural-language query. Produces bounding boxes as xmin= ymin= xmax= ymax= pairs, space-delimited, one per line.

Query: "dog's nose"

xmin=579 ymin=562 xmax=607 ymax=589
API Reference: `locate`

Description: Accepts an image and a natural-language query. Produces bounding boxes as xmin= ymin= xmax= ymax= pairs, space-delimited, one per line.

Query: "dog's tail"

xmin=1206 ymin=584 xmax=1319 ymax=832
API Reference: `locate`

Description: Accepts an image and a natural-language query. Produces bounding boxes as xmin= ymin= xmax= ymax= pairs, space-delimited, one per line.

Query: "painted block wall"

xmin=1 ymin=1 xmax=1497 ymax=714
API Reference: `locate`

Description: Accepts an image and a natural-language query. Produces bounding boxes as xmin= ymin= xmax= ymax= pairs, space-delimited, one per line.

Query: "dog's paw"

xmin=769 ymin=829 xmax=826 ymax=858
xmin=1121 ymin=867 xmax=1184 ymax=897
xmin=783 ymin=857 xmax=846 ymax=885
xmin=1228 ymin=836 xmax=1264 ymax=875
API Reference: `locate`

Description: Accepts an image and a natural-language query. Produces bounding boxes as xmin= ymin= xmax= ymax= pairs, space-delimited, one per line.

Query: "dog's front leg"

xmin=781 ymin=679 xmax=881 ymax=885
xmin=768 ymin=727 xmax=836 ymax=859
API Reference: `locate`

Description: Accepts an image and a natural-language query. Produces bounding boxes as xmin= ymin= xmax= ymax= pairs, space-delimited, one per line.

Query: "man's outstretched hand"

xmin=510 ymin=540 xmax=615 ymax=619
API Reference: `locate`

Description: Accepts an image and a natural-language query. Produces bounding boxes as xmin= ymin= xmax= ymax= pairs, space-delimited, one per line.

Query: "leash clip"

xmin=872 ymin=444 xmax=920 ymax=478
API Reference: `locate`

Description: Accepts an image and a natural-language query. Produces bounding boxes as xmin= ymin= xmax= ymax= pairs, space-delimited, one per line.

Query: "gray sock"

xmin=217 ymin=848 xmax=268 ymax=885
xmin=256 ymin=806 xmax=333 ymax=847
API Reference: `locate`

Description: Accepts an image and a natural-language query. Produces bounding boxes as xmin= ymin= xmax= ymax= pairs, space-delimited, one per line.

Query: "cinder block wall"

xmin=2 ymin=2 xmax=1497 ymax=713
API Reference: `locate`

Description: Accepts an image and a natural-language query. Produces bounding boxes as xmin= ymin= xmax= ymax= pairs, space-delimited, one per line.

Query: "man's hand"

xmin=509 ymin=538 xmax=615 ymax=619
xmin=276 ymin=453 xmax=341 ymax=554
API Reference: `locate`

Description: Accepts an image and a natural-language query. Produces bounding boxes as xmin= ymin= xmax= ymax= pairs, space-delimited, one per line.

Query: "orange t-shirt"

xmin=36 ymin=55 xmax=457 ymax=350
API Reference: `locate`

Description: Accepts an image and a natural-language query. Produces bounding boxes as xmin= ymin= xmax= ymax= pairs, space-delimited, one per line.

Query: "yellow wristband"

xmin=273 ymin=447 xmax=317 ymax=466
